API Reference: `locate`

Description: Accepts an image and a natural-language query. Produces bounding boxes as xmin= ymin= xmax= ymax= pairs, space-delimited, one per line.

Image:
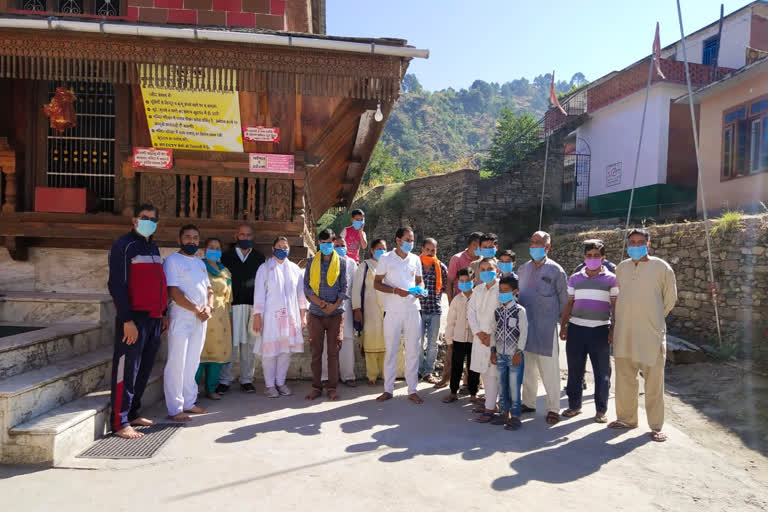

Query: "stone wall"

xmin=547 ymin=214 xmax=768 ymax=346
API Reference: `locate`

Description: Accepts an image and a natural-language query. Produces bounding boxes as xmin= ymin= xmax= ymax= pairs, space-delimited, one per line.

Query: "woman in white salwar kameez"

xmin=252 ymin=237 xmax=308 ymax=398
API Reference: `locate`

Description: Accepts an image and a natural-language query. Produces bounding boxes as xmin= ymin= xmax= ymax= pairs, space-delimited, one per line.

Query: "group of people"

xmin=107 ymin=202 xmax=677 ymax=443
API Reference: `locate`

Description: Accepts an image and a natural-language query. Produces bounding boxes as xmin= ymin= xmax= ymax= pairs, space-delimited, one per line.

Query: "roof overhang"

xmin=674 ymin=57 xmax=768 ymax=104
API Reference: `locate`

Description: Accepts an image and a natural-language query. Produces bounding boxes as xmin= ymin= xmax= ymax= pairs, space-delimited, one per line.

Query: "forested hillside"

xmin=362 ymin=71 xmax=587 ymax=187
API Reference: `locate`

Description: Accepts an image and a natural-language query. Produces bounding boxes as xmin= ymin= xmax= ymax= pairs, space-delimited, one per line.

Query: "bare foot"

xmin=130 ymin=417 xmax=155 ymax=427
xmin=183 ymin=406 xmax=208 ymax=414
xmin=168 ymin=413 xmax=191 ymax=423
xmin=408 ymin=393 xmax=423 ymax=404
xmin=367 ymin=380 xmax=377 ymax=387
xmin=376 ymin=392 xmax=393 ymax=402
xmin=327 ymin=389 xmax=339 ymax=401
xmin=305 ymin=388 xmax=323 ymax=400
xmin=114 ymin=425 xmax=144 ymax=439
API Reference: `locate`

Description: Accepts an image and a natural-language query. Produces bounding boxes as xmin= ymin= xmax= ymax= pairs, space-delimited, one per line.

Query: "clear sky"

xmin=327 ymin=0 xmax=753 ymax=91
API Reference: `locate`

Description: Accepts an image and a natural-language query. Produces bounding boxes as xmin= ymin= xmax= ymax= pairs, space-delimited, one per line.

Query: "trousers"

xmin=164 ymin=314 xmax=207 ymax=416
xmin=566 ymin=323 xmax=612 ymax=413
xmin=196 ymin=362 xmax=224 ymax=393
xmin=322 ymin=335 xmax=356 ymax=382
xmin=262 ymin=353 xmax=292 ymax=388
xmin=308 ymin=313 xmax=343 ymax=390
xmin=382 ymin=309 xmax=421 ymax=394
xmin=450 ymin=341 xmax=479 ymax=395
xmin=497 ymin=353 xmax=525 ymax=417
xmin=219 ymin=304 xmax=257 ymax=385
xmin=110 ymin=313 xmax=162 ymax=432
xmin=418 ymin=311 xmax=442 ymax=376
xmin=615 ymin=350 xmax=666 ymax=431
xmin=522 ymin=330 xmax=561 ymax=414
xmin=483 ymin=362 xmax=500 ymax=411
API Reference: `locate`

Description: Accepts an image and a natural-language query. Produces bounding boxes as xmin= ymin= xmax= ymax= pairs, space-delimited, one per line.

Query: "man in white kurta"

xmin=468 ymin=259 xmax=500 ymax=421
xmin=252 ymin=241 xmax=307 ymax=398
xmin=374 ymin=227 xmax=424 ymax=404
xmin=322 ymin=238 xmax=358 ymax=385
xmin=610 ymin=228 xmax=677 ymax=442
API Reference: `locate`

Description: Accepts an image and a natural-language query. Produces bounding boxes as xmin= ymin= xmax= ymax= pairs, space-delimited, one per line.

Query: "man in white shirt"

xmin=373 ymin=226 xmax=425 ymax=404
xmin=163 ymin=224 xmax=214 ymax=422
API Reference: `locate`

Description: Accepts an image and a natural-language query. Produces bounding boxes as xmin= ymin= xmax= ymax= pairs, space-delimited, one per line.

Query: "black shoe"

xmin=241 ymin=383 xmax=256 ymax=393
xmin=521 ymin=405 xmax=536 ymax=414
xmin=215 ymin=384 xmax=230 ymax=394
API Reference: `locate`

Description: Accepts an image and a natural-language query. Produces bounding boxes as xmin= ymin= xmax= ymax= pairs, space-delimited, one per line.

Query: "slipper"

xmin=607 ymin=420 xmax=638 ymax=430
xmin=475 ymin=412 xmax=495 ymax=423
xmin=505 ymin=417 xmax=522 ymax=431
xmin=546 ymin=411 xmax=560 ymax=425
xmin=562 ymin=408 xmax=582 ymax=418
xmin=521 ymin=405 xmax=536 ymax=414
xmin=433 ymin=379 xmax=448 ymax=389
xmin=305 ymin=389 xmax=323 ymax=401
xmin=408 ymin=393 xmax=424 ymax=404
xmin=649 ymin=431 xmax=667 ymax=442
xmin=594 ymin=413 xmax=608 ymax=424
xmin=442 ymin=394 xmax=458 ymax=404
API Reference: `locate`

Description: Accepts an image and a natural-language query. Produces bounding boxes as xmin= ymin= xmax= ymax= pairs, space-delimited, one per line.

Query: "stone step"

xmin=0 ymin=292 xmax=116 ymax=341
xmin=0 ymin=347 xmax=112 ymax=446
xmin=4 ymin=369 xmax=164 ymax=465
xmin=0 ymin=322 xmax=104 ymax=380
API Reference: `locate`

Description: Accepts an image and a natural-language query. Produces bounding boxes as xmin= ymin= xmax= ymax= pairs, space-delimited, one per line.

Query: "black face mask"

xmin=180 ymin=244 xmax=198 ymax=255
xmin=237 ymin=239 xmax=253 ymax=249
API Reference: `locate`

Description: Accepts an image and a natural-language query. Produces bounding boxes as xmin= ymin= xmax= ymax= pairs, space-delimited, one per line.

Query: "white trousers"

xmin=322 ymin=336 xmax=356 ymax=382
xmin=483 ymin=363 xmax=500 ymax=411
xmin=164 ymin=314 xmax=206 ymax=416
xmin=522 ymin=331 xmax=561 ymax=414
xmin=219 ymin=305 xmax=257 ymax=385
xmin=262 ymin=353 xmax=292 ymax=388
xmin=383 ymin=309 xmax=421 ymax=394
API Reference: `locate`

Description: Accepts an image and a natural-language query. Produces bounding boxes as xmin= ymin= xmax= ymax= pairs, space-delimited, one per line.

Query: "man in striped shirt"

xmin=559 ymin=240 xmax=618 ymax=423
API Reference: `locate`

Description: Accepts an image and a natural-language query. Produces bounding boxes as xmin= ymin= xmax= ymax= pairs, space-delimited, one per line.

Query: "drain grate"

xmin=77 ymin=424 xmax=183 ymax=459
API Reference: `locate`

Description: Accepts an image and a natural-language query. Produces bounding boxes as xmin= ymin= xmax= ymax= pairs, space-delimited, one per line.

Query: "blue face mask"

xmin=374 ymin=249 xmax=385 ymax=260
xmin=181 ymin=244 xmax=198 ymax=256
xmin=205 ymin=249 xmax=222 ymax=261
xmin=352 ymin=219 xmax=364 ymax=230
xmin=499 ymin=291 xmax=517 ymax=304
xmin=237 ymin=239 xmax=253 ymax=250
xmin=400 ymin=240 xmax=413 ymax=253
xmin=274 ymin=248 xmax=290 ymax=260
xmin=474 ymin=248 xmax=481 ymax=257
xmin=334 ymin=246 xmax=348 ymax=258
xmin=480 ymin=247 xmax=496 ymax=258
xmin=457 ymin=281 xmax=474 ymax=292
xmin=136 ymin=219 xmax=157 ymax=238
xmin=498 ymin=261 xmax=514 ymax=274
xmin=480 ymin=270 xmax=497 ymax=284
xmin=529 ymin=247 xmax=547 ymax=261
xmin=627 ymin=245 xmax=649 ymax=260
xmin=319 ymin=242 xmax=334 ymax=256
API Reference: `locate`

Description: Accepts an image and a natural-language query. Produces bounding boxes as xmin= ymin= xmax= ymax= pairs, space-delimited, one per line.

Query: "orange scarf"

xmin=419 ymin=254 xmax=442 ymax=294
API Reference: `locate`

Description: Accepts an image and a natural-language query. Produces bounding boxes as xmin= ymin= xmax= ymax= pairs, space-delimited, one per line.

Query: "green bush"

xmin=710 ymin=211 xmax=743 ymax=236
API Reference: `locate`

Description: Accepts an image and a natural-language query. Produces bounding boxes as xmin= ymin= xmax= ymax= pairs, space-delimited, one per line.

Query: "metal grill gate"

xmin=46 ymin=81 xmax=116 ymax=211
xmin=561 ymin=153 xmax=591 ymax=212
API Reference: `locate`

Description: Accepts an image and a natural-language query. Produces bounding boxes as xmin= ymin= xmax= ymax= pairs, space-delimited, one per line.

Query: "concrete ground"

xmin=1 ymin=356 xmax=767 ymax=512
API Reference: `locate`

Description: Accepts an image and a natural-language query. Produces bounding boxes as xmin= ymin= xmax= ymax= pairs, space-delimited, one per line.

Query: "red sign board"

xmin=249 ymin=153 xmax=295 ymax=174
xmin=133 ymin=147 xmax=173 ymax=169
xmin=243 ymin=126 xmax=280 ymax=143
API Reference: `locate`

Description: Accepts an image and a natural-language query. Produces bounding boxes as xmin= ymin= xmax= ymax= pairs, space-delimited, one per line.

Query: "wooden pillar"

xmin=0 ymin=137 xmax=18 ymax=214
xmin=121 ymin=159 xmax=137 ymax=217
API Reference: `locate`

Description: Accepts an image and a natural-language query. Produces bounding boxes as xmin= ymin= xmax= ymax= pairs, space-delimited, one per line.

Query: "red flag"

xmin=549 ymin=71 xmax=567 ymax=115
xmin=653 ymin=22 xmax=666 ymax=79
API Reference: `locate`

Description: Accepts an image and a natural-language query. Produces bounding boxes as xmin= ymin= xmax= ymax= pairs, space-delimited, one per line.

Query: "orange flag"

xmin=653 ymin=22 xmax=666 ymax=79
xmin=549 ymin=71 xmax=567 ymax=115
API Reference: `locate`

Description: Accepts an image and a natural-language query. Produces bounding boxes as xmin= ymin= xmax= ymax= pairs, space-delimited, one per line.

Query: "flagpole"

xmin=539 ymin=132 xmax=550 ymax=231
xmin=676 ymin=0 xmax=722 ymax=345
xmin=620 ymin=54 xmax=655 ymax=259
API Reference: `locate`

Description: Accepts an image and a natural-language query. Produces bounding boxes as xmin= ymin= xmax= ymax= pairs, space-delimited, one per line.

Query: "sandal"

xmin=475 ymin=412 xmax=495 ymax=423
xmin=472 ymin=406 xmax=486 ymax=414
xmin=433 ymin=378 xmax=448 ymax=389
xmin=505 ymin=417 xmax=522 ymax=431
xmin=607 ymin=420 xmax=638 ymax=430
xmin=594 ymin=413 xmax=608 ymax=424
xmin=305 ymin=388 xmax=323 ymax=400
xmin=562 ymin=408 xmax=582 ymax=418
xmin=521 ymin=405 xmax=536 ymax=414
xmin=546 ymin=411 xmax=560 ymax=425
xmin=408 ymin=393 xmax=424 ymax=404
xmin=649 ymin=431 xmax=667 ymax=442
xmin=327 ymin=389 xmax=339 ymax=401
xmin=442 ymin=394 xmax=458 ymax=404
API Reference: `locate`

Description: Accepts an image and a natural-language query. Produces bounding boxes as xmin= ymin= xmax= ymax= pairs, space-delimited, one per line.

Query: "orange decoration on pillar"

xmin=43 ymin=87 xmax=78 ymax=132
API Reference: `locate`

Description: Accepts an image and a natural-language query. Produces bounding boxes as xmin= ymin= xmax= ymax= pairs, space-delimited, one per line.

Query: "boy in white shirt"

xmin=442 ymin=267 xmax=479 ymax=404
xmin=163 ymin=224 xmax=214 ymax=422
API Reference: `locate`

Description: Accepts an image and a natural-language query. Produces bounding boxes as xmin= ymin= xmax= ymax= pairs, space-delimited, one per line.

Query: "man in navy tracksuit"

xmin=107 ymin=203 xmax=168 ymax=439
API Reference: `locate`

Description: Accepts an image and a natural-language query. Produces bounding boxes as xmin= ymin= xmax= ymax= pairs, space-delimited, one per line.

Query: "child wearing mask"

xmin=442 ymin=268 xmax=479 ymax=404
xmin=491 ymin=275 xmax=528 ymax=430
xmin=469 ymin=233 xmax=499 ymax=286
xmin=339 ymin=209 xmax=368 ymax=263
xmin=497 ymin=249 xmax=516 ymax=278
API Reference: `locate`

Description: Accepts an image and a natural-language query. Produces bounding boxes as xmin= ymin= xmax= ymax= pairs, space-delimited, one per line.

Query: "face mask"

xmin=136 ymin=219 xmax=157 ymax=238
xmin=627 ymin=245 xmax=649 ymax=260
xmin=237 ymin=239 xmax=253 ymax=250
xmin=205 ymin=249 xmax=222 ymax=261
xmin=352 ymin=220 xmax=364 ymax=230
xmin=498 ymin=261 xmax=514 ymax=274
xmin=457 ymin=281 xmax=474 ymax=292
xmin=529 ymin=247 xmax=546 ymax=261
xmin=181 ymin=244 xmax=198 ymax=255
xmin=319 ymin=242 xmax=334 ymax=256
xmin=499 ymin=292 xmax=516 ymax=304
xmin=400 ymin=240 xmax=413 ymax=253
xmin=480 ymin=270 xmax=497 ymax=284
xmin=274 ymin=248 xmax=289 ymax=260
xmin=374 ymin=249 xmax=385 ymax=260
xmin=474 ymin=248 xmax=481 ymax=257
xmin=584 ymin=257 xmax=603 ymax=271
xmin=334 ymin=246 xmax=348 ymax=258
xmin=480 ymin=247 xmax=496 ymax=258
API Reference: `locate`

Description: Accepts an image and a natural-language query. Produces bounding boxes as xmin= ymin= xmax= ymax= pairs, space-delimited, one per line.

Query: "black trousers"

xmin=566 ymin=323 xmax=612 ymax=414
xmin=450 ymin=341 xmax=480 ymax=395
